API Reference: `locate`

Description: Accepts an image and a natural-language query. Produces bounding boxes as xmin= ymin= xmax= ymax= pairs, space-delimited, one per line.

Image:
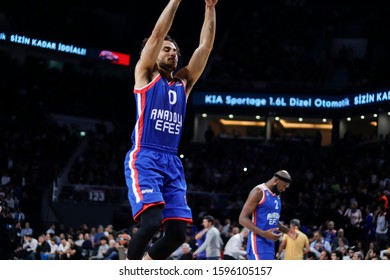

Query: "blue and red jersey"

xmin=131 ymin=74 xmax=187 ymax=154
xmin=247 ymin=184 xmax=281 ymax=260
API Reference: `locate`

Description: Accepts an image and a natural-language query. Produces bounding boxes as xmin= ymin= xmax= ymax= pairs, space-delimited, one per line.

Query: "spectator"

xmin=344 ymin=200 xmax=363 ymax=245
xmin=331 ymin=250 xmax=343 ymax=260
xmin=306 ymin=251 xmax=318 ymax=260
xmin=41 ymin=236 xmax=58 ymax=260
xmin=366 ymin=248 xmax=380 ymax=260
xmin=363 ymin=205 xmax=376 ymax=244
xmin=310 ymin=230 xmax=332 ymax=257
xmin=178 ymin=243 xmax=193 ymax=260
xmin=20 ymin=222 xmax=33 ymax=244
xmin=56 ymin=237 xmax=70 ymax=260
xmin=46 ymin=224 xmax=56 ymax=235
xmin=221 ymin=218 xmax=232 ymax=240
xmin=323 ymin=221 xmax=337 ymax=244
xmin=75 ymin=233 xmax=85 ymax=247
xmin=278 ymin=219 xmax=310 ymax=260
xmin=35 ymin=234 xmax=51 ymax=260
xmin=90 ymin=236 xmax=109 ymax=260
xmin=193 ymin=228 xmax=207 ymax=260
xmin=223 ymin=227 xmax=248 ymax=260
xmin=12 ymin=234 xmax=38 ymax=260
xmin=352 ymin=251 xmax=364 ymax=260
xmin=374 ymin=205 xmax=389 ymax=250
xmin=193 ymin=215 xmax=224 ymax=260
xmin=81 ymin=233 xmax=94 ymax=259
xmin=63 ymin=236 xmax=83 ymax=260
xmin=103 ymin=239 xmax=119 ymax=260
xmin=364 ymin=241 xmax=378 ymax=260
xmin=93 ymin=225 xmax=105 ymax=247
xmin=319 ymin=250 xmax=331 ymax=260
xmin=331 ymin=228 xmax=349 ymax=251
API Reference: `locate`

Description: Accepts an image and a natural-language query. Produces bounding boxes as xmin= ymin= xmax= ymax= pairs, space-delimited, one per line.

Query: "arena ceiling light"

xmin=219 ymin=119 xmax=266 ymax=127
xmin=279 ymin=119 xmax=332 ymax=130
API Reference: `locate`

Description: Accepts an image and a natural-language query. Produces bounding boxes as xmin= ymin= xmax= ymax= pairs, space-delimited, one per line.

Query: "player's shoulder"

xmin=254 ymin=183 xmax=267 ymax=191
xmin=250 ymin=184 xmax=265 ymax=197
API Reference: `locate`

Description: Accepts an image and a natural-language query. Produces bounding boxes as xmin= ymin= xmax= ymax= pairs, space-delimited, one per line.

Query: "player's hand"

xmin=205 ymin=0 xmax=218 ymax=7
xmin=263 ymin=227 xmax=282 ymax=241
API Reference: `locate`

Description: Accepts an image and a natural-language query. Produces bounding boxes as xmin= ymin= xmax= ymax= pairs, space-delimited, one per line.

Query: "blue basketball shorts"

xmin=124 ymin=147 xmax=192 ymax=223
xmin=246 ymin=252 xmax=275 ymax=260
xmin=246 ymin=233 xmax=275 ymax=260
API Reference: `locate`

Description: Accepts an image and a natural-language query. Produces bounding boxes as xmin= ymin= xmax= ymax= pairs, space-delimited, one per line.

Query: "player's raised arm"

xmin=135 ymin=0 xmax=182 ymax=87
xmin=176 ymin=0 xmax=218 ymax=96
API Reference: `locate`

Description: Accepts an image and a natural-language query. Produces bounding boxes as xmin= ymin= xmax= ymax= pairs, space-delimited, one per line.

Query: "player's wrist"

xmin=257 ymin=228 xmax=266 ymax=238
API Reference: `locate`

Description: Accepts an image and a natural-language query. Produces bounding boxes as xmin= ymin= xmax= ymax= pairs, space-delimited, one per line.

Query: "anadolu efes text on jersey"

xmin=150 ymin=109 xmax=183 ymax=135
xmin=132 ymin=74 xmax=186 ymax=153
xmin=266 ymin=212 xmax=280 ymax=226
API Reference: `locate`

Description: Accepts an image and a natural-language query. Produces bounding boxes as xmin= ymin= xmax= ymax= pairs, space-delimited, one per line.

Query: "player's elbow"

xmin=202 ymin=44 xmax=213 ymax=55
xmin=238 ymin=215 xmax=247 ymax=228
xmin=198 ymin=41 xmax=214 ymax=55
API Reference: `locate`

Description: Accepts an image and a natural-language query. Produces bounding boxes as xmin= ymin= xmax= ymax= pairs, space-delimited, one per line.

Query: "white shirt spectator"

xmin=223 ymin=229 xmax=248 ymax=260
xmin=23 ymin=236 xmax=38 ymax=252
xmin=57 ymin=239 xmax=70 ymax=253
xmin=376 ymin=212 xmax=388 ymax=234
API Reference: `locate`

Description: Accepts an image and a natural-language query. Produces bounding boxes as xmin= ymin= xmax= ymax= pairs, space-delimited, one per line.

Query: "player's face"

xmin=273 ymin=180 xmax=289 ymax=195
xmin=157 ymin=41 xmax=178 ymax=71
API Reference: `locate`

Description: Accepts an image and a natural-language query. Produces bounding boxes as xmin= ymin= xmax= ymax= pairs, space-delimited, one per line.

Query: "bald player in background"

xmin=239 ymin=170 xmax=297 ymax=260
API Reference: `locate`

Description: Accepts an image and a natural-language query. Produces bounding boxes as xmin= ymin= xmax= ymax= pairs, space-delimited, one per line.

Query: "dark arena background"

xmin=0 ymin=0 xmax=389 ymax=260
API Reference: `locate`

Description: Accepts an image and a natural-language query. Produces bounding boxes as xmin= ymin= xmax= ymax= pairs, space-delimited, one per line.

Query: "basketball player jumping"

xmin=124 ymin=0 xmax=218 ymax=260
